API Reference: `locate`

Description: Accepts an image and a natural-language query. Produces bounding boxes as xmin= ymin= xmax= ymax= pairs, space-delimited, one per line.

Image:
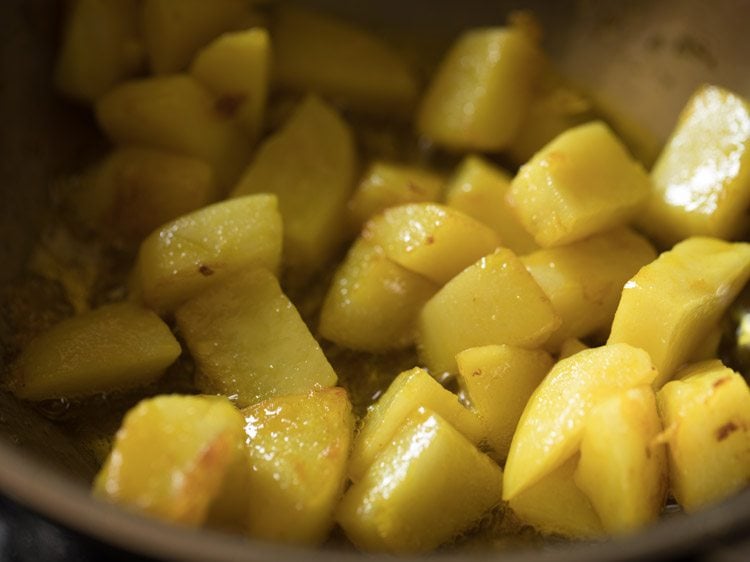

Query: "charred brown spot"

xmin=716 ymin=421 xmax=739 ymax=442
xmin=407 ymin=181 xmax=425 ymax=195
xmin=472 ymin=369 xmax=482 ymax=377
xmin=199 ymin=265 xmax=214 ymax=276
xmin=713 ymin=377 xmax=731 ymax=389
xmin=645 ymin=446 xmax=652 ymax=460
xmin=215 ymin=95 xmax=245 ymax=117
xmin=425 ymin=235 xmax=435 ymax=245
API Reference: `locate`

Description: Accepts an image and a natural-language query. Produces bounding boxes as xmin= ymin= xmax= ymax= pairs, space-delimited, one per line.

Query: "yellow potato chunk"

xmin=349 ymin=367 xmax=484 ymax=482
xmin=507 ymin=121 xmax=651 ymax=247
xmin=456 ymin=345 xmax=553 ymax=461
xmin=574 ymin=386 xmax=668 ymax=534
xmin=55 ymin=0 xmax=144 ymax=102
xmin=507 ymin=79 xmax=593 ymax=165
xmin=7 ymin=303 xmax=180 ymax=401
xmin=96 ymin=75 xmax=252 ymax=188
xmin=71 ymin=147 xmax=217 ymax=247
xmin=417 ymin=26 xmax=541 ymax=151
xmin=445 ymin=155 xmax=538 ymax=255
xmin=657 ymin=360 xmax=750 ymax=512
xmin=363 ymin=203 xmax=502 ymax=285
xmin=141 ymin=0 xmax=250 ymax=74
xmin=347 ymin=161 xmax=443 ymax=231
xmin=175 ymin=268 xmax=337 ymax=408
xmin=503 ymin=344 xmax=657 ymax=500
xmin=237 ymin=387 xmax=354 ymax=545
xmin=337 ymin=408 xmax=503 ymax=553
xmin=190 ymin=28 xmax=270 ymax=142
xmin=522 ymin=227 xmax=657 ymax=350
xmin=608 ymin=237 xmax=750 ymax=386
xmin=418 ymin=249 xmax=560 ymax=374
xmin=508 ymin=454 xmax=603 ymax=538
xmin=93 ymin=395 xmax=244 ymax=526
xmin=132 ymin=194 xmax=282 ymax=315
xmin=273 ymin=5 xmax=418 ymax=116
xmin=318 ymin=239 xmax=438 ymax=352
xmin=639 ymin=85 xmax=750 ymax=247
xmin=231 ymin=95 xmax=356 ymax=283
xmin=558 ymin=338 xmax=589 ymax=360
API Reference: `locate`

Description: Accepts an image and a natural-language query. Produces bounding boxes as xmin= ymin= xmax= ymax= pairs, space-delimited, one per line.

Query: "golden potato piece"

xmin=348 ymin=367 xmax=484 ymax=482
xmin=508 ymin=454 xmax=603 ymax=539
xmin=141 ymin=0 xmax=250 ymax=74
xmin=507 ymin=121 xmax=651 ymax=247
xmin=608 ymin=237 xmax=750 ymax=386
xmin=96 ymin=75 xmax=252 ymax=188
xmin=337 ymin=408 xmax=503 ymax=553
xmin=232 ymin=95 xmax=356 ymax=283
xmin=522 ymin=227 xmax=656 ymax=350
xmin=93 ymin=395 xmax=244 ymax=526
xmin=657 ymin=360 xmax=750 ymax=512
xmin=237 ymin=387 xmax=354 ymax=545
xmin=318 ymin=239 xmax=438 ymax=352
xmin=7 ymin=303 xmax=180 ymax=401
xmin=190 ymin=28 xmax=270 ymax=142
xmin=456 ymin=345 xmax=553 ymax=461
xmin=418 ymin=249 xmax=560 ymax=374
xmin=363 ymin=203 xmax=502 ymax=286
xmin=575 ymin=386 xmax=668 ymax=534
xmin=175 ymin=268 xmax=337 ymax=408
xmin=348 ymin=161 xmax=443 ymax=231
xmin=503 ymin=344 xmax=657 ymax=500
xmin=445 ymin=155 xmax=538 ymax=255
xmin=55 ymin=0 xmax=144 ymax=102
xmin=132 ymin=194 xmax=282 ymax=315
xmin=639 ymin=85 xmax=750 ymax=247
xmin=71 ymin=147 xmax=217 ymax=247
xmin=273 ymin=5 xmax=418 ymax=116
xmin=417 ymin=26 xmax=541 ymax=151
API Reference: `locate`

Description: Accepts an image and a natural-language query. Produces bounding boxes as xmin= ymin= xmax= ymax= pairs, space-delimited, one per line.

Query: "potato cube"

xmin=71 ymin=147 xmax=217 ymax=247
xmin=522 ymin=227 xmax=657 ymax=350
xmin=503 ymin=344 xmax=657 ymax=500
xmin=417 ymin=26 xmax=541 ymax=151
xmin=348 ymin=161 xmax=443 ymax=231
xmin=93 ymin=395 xmax=244 ymax=526
xmin=507 ymin=121 xmax=651 ymax=247
xmin=238 ymin=387 xmax=354 ymax=545
xmin=141 ymin=0 xmax=250 ymax=74
xmin=418 ymin=249 xmax=560 ymax=374
xmin=558 ymin=338 xmax=589 ymax=360
xmin=132 ymin=194 xmax=282 ymax=315
xmin=273 ymin=5 xmax=418 ymax=116
xmin=363 ymin=203 xmax=501 ymax=285
xmin=231 ymin=95 xmax=356 ymax=283
xmin=175 ymin=268 xmax=337 ymax=408
xmin=639 ymin=85 xmax=750 ymax=247
xmin=574 ymin=386 xmax=668 ymax=534
xmin=337 ymin=408 xmax=503 ymax=553
xmin=348 ymin=367 xmax=484 ymax=482
xmin=55 ymin=0 xmax=144 ymax=102
xmin=657 ymin=361 xmax=750 ymax=512
xmin=96 ymin=75 xmax=252 ymax=188
xmin=507 ymin=81 xmax=593 ymax=165
xmin=508 ymin=454 xmax=603 ymax=538
xmin=7 ymin=303 xmax=180 ymax=401
xmin=608 ymin=237 xmax=750 ymax=386
xmin=445 ymin=155 xmax=538 ymax=255
xmin=190 ymin=28 xmax=270 ymax=142
xmin=318 ymin=239 xmax=438 ymax=352
xmin=456 ymin=345 xmax=553 ymax=461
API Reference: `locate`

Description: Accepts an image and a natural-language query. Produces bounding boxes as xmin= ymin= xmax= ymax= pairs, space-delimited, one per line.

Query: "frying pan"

xmin=1 ymin=0 xmax=749 ymax=559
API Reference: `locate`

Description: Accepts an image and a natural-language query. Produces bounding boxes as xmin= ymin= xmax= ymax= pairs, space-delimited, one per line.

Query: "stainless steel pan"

xmin=1 ymin=0 xmax=749 ymax=559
